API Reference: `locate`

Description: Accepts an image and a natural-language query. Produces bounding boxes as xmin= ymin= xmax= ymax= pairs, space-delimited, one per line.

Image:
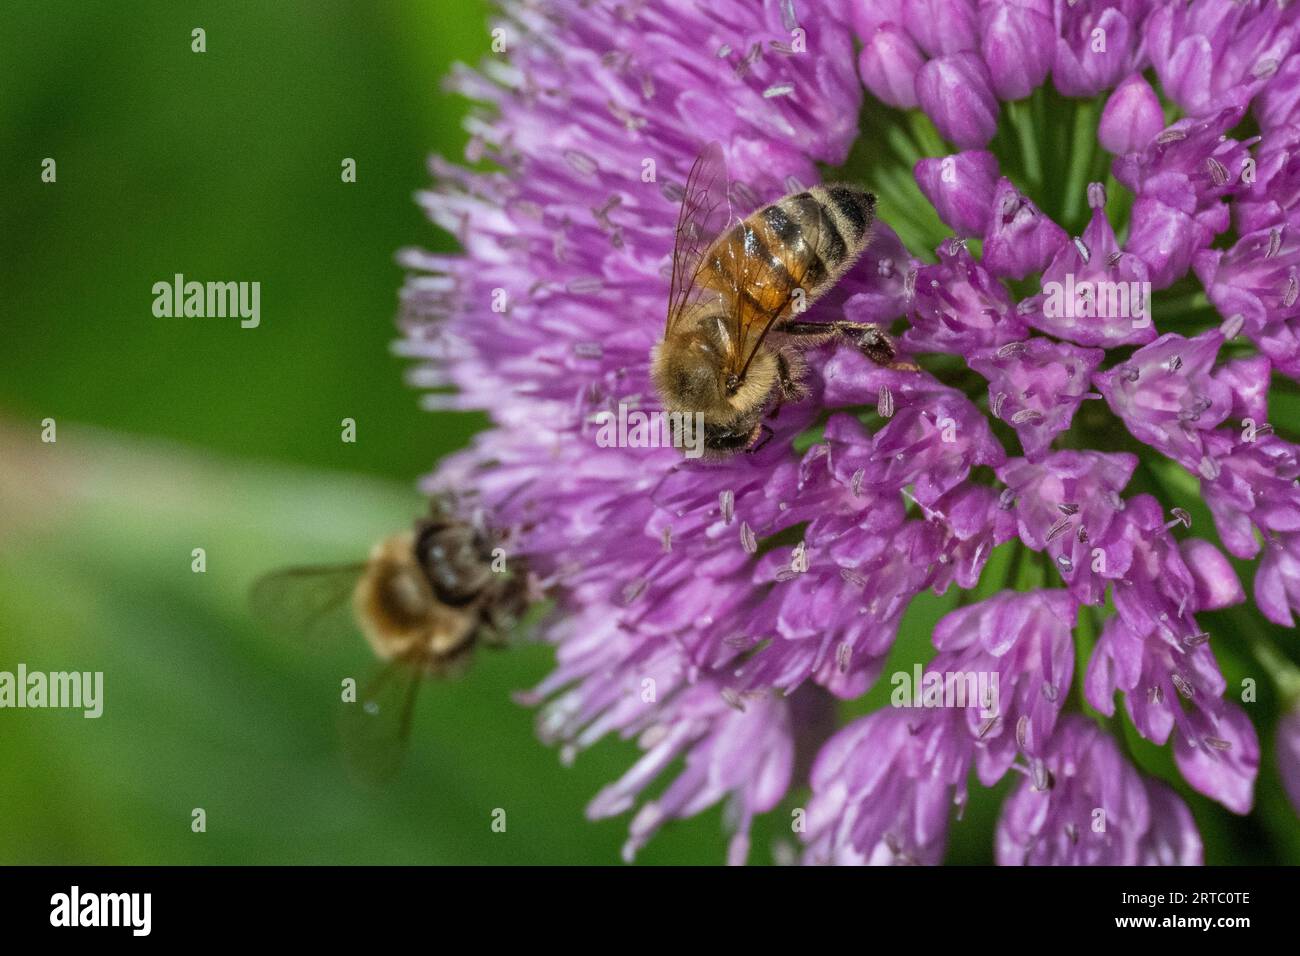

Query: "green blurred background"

xmin=0 ymin=1 xmax=1295 ymax=866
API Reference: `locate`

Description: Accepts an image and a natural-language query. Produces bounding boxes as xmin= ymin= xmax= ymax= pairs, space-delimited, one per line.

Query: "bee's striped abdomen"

xmin=770 ymin=185 xmax=875 ymax=294
xmin=701 ymin=184 xmax=875 ymax=312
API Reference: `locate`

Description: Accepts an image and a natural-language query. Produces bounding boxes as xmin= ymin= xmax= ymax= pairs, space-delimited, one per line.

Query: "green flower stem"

xmin=907 ymin=110 xmax=948 ymax=161
xmin=874 ymin=164 xmax=949 ymax=256
xmin=1006 ymin=98 xmax=1044 ymax=191
xmin=1154 ymin=291 xmax=1212 ymax=316
xmin=1221 ymin=605 xmax=1300 ymax=708
xmin=1061 ymin=98 xmax=1101 ymax=229
xmin=884 ymin=124 xmax=925 ymax=170
xmin=1104 ymin=171 xmax=1133 ymax=242
xmin=1013 ymin=542 xmax=1046 ymax=590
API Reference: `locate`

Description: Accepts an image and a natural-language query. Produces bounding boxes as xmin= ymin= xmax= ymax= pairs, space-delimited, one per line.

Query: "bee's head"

xmin=650 ymin=330 xmax=730 ymax=413
xmin=413 ymin=521 xmax=492 ymax=606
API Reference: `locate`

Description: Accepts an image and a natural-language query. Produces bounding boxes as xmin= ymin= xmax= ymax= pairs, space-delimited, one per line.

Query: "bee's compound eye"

xmin=417 ymin=526 xmax=488 ymax=606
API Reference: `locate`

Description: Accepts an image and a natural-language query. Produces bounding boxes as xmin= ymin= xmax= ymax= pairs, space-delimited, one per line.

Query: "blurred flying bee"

xmin=652 ymin=142 xmax=906 ymax=456
xmin=251 ymin=499 xmax=528 ymax=784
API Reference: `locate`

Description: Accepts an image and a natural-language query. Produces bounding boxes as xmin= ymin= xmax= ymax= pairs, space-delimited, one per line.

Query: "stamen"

xmin=1046 ymin=516 xmax=1073 ymax=543
xmin=661 ymin=526 xmax=672 ymax=553
xmin=661 ymin=180 xmax=685 ymax=203
xmin=790 ymin=541 xmax=808 ymax=573
xmin=1087 ymin=181 xmax=1106 ymax=209
xmin=878 ymin=384 xmax=895 ymax=419
xmin=1221 ymin=313 xmax=1245 ymax=338
xmin=1057 ymin=502 xmax=1080 ymax=516
xmin=763 ymin=83 xmax=795 ymax=99
xmin=740 ymin=521 xmax=758 ymax=554
xmin=605 ymin=100 xmax=645 ymax=132
xmin=567 ymin=276 xmax=605 ymax=294
xmin=839 ymin=567 xmax=866 ymax=588
xmin=1072 ymin=236 xmax=1091 ymax=264
xmin=1204 ymin=157 xmax=1229 ymax=187
xmin=563 ymin=149 xmax=598 ymax=177
xmin=1254 ymin=57 xmax=1280 ymax=79
xmin=734 ymin=42 xmax=763 ymax=77
xmin=720 ymin=489 xmax=735 ymax=524
xmin=622 ymin=578 xmax=648 ymax=604
xmin=780 ymin=0 xmax=798 ymax=31
xmin=729 ymin=181 xmax=758 ymax=212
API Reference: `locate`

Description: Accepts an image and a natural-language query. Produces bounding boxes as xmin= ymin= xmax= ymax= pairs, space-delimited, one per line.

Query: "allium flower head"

xmin=402 ymin=0 xmax=1300 ymax=863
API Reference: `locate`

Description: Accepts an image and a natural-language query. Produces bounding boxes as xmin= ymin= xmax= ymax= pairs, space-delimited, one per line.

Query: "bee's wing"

xmin=339 ymin=654 xmax=424 ymax=787
xmin=248 ymin=563 xmax=368 ymax=644
xmin=727 ymin=200 xmax=821 ymax=384
xmin=664 ymin=142 xmax=733 ymax=335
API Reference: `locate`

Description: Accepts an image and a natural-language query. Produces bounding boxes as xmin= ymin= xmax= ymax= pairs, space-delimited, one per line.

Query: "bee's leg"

xmin=777 ymin=321 xmax=838 ymax=348
xmin=768 ymin=351 xmax=807 ymax=420
xmin=748 ymin=423 xmax=775 ymax=453
xmin=781 ymin=321 xmax=917 ymax=371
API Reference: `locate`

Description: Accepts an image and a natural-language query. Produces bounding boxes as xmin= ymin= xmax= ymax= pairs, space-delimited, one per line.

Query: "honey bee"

xmin=251 ymin=499 xmax=528 ymax=783
xmin=652 ymin=142 xmax=904 ymax=455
